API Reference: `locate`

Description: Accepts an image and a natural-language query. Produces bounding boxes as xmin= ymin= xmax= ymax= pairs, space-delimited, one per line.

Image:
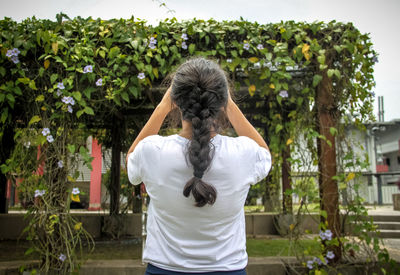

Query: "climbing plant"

xmin=0 ymin=13 xmax=384 ymax=273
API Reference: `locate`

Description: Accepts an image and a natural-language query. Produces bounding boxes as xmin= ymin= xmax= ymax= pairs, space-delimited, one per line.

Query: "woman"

xmin=126 ymin=58 xmax=272 ymax=274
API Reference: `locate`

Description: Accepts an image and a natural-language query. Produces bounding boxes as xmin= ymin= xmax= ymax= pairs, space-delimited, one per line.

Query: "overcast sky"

xmin=1 ymin=0 xmax=399 ymax=121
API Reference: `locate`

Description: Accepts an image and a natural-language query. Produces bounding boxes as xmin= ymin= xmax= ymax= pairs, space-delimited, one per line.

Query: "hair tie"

xmin=194 ymin=171 xmax=203 ymax=179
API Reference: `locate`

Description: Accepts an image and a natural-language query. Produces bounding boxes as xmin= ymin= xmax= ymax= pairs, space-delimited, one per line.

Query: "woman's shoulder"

xmin=138 ymin=134 xmax=183 ymax=149
xmin=218 ymin=134 xmax=260 ymax=148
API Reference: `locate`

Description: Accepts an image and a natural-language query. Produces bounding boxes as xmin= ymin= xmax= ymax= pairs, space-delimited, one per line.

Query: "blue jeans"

xmin=145 ymin=263 xmax=247 ymax=275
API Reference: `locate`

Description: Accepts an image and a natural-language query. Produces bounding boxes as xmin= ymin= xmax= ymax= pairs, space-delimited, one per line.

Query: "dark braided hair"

xmin=171 ymin=58 xmax=229 ymax=207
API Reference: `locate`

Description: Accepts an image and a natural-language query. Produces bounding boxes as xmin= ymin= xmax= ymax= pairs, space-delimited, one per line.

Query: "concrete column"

xmin=88 ymin=138 xmax=102 ymax=211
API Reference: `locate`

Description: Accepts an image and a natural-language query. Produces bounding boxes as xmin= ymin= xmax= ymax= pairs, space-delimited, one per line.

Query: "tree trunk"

xmin=0 ymin=125 xmax=14 ymax=213
xmin=316 ymin=66 xmax=342 ymax=260
xmin=282 ymin=146 xmax=292 ymax=214
xmin=110 ymin=118 xmax=122 ymax=216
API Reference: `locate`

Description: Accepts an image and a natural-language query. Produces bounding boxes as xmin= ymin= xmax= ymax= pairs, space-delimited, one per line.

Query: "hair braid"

xmin=171 ymin=58 xmax=228 ymax=207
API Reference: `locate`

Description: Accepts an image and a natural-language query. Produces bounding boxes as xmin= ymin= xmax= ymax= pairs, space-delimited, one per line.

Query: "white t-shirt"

xmin=127 ymin=134 xmax=271 ymax=272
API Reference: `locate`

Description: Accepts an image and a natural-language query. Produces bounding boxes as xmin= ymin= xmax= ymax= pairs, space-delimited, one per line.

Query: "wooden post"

xmin=316 ymin=62 xmax=342 ymax=260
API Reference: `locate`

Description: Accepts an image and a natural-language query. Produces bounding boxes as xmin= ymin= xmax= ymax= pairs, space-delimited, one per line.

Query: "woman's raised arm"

xmin=226 ymin=97 xmax=269 ymax=151
xmin=126 ymin=87 xmax=174 ymax=163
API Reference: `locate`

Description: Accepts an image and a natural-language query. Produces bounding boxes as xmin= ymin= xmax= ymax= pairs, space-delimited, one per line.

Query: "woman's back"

xmin=128 ymin=134 xmax=271 ymax=272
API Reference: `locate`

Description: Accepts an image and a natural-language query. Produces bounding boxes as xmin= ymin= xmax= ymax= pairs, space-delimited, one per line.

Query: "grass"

xmin=0 ymin=238 xmax=320 ymax=262
xmin=247 ymin=238 xmax=321 ymax=257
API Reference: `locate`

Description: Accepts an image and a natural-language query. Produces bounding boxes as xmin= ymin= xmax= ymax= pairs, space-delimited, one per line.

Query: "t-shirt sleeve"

xmin=127 ymin=141 xmax=144 ymax=186
xmin=237 ymin=136 xmax=272 ymax=185
xmin=253 ymin=146 xmax=272 ymax=184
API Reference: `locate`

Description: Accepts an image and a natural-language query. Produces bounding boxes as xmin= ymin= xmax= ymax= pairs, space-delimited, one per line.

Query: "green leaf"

xmin=108 ymin=46 xmax=120 ymax=59
xmin=312 ymin=74 xmax=323 ymax=87
xmin=121 ymin=92 xmax=130 ymax=103
xmin=0 ymin=67 xmax=6 ymax=77
xmin=327 ymin=69 xmax=334 ymax=78
xmin=189 ymin=43 xmax=195 ymax=55
xmin=84 ymin=106 xmax=94 ymax=115
xmin=72 ymin=91 xmax=82 ymax=101
xmin=28 ymin=80 xmax=37 ymax=90
xmin=317 ymin=54 xmax=325 ymax=64
xmin=320 ymin=210 xmax=328 ymax=219
xmin=28 ymin=115 xmax=41 ymax=126
xmin=50 ymin=74 xmax=58 ymax=84
xmin=17 ymin=77 xmax=30 ymax=84
xmin=76 ymin=109 xmax=84 ymax=118
xmin=6 ymin=94 xmax=15 ymax=103
xmin=329 ymin=127 xmax=337 ymax=136
xmin=67 ymin=144 xmax=76 ymax=154
xmin=275 ymin=124 xmax=283 ymax=133
xmin=35 ymin=95 xmax=44 ymax=102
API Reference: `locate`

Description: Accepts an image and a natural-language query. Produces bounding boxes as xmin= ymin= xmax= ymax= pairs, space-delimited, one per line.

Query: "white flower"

xmin=181 ymin=41 xmax=187 ymax=50
xmin=56 ymin=90 xmax=62 ymax=97
xmin=306 ymin=260 xmax=314 ymax=269
xmin=243 ymin=43 xmax=250 ymax=50
xmin=226 ymin=59 xmax=232 ymax=63
xmin=34 ymin=189 xmax=46 ymax=197
xmin=72 ymin=188 xmax=80 ymax=195
xmin=96 ymin=78 xmax=103 ymax=87
xmin=326 ymin=251 xmax=335 ymax=259
xmin=58 ymin=160 xmax=63 ymax=168
xmin=42 ymin=128 xmax=50 ymax=136
xmin=257 ymin=44 xmax=264 ymax=50
xmin=59 ymin=254 xmax=67 ymax=262
xmin=279 ymin=90 xmax=289 ymax=98
xmin=67 ymin=105 xmax=73 ymax=113
xmin=47 ymin=135 xmax=54 ymax=143
xmin=181 ymin=33 xmax=188 ymax=40
xmin=137 ymin=73 xmax=145 ymax=80
xmin=24 ymin=141 xmax=31 ymax=148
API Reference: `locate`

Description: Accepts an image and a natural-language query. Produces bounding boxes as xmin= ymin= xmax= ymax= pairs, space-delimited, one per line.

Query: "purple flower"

xmin=57 ymin=82 xmax=65 ymax=90
xmin=324 ymin=229 xmax=333 ymax=240
xmin=59 ymin=254 xmax=67 ymax=262
xmin=372 ymin=56 xmax=378 ymax=63
xmin=226 ymin=58 xmax=232 ymax=63
xmin=83 ymin=65 xmax=93 ymax=74
xmin=47 ymin=135 xmax=54 ymax=143
xmin=6 ymin=48 xmax=20 ymax=58
xmin=96 ymin=78 xmax=103 ymax=87
xmin=56 ymin=90 xmax=62 ymax=97
xmin=6 ymin=50 xmax=13 ymax=57
xmin=257 ymin=44 xmax=264 ymax=50
xmin=58 ymin=160 xmax=63 ymax=168
xmin=326 ymin=250 xmax=335 ymax=259
xmin=306 ymin=260 xmax=314 ymax=269
xmin=370 ymin=91 xmax=376 ymax=97
xmin=34 ymin=189 xmax=46 ymax=197
xmin=243 ymin=43 xmax=250 ymax=50
xmin=148 ymin=37 xmax=157 ymax=49
xmin=42 ymin=128 xmax=50 ymax=136
xmin=181 ymin=33 xmax=188 ymax=40
xmin=62 ymin=96 xmax=75 ymax=106
xmin=181 ymin=41 xmax=188 ymax=50
xmin=72 ymin=187 xmax=80 ymax=195
xmin=137 ymin=72 xmax=145 ymax=80
xmin=279 ymin=90 xmax=289 ymax=98
xmin=11 ymin=56 xmax=19 ymax=64
xmin=149 ymin=37 xmax=157 ymax=44
xmin=319 ymin=229 xmax=333 ymax=241
xmin=11 ymin=48 xmax=20 ymax=56
xmin=314 ymin=257 xmax=323 ymax=266
xmin=67 ymin=105 xmax=73 ymax=113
